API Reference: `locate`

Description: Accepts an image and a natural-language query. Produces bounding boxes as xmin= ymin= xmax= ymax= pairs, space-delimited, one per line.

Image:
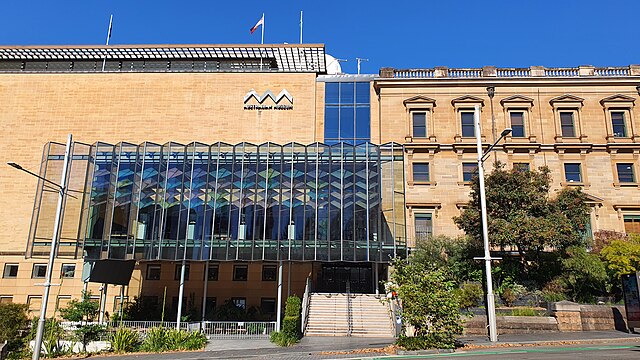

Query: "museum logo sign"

xmin=243 ymin=89 xmax=294 ymax=110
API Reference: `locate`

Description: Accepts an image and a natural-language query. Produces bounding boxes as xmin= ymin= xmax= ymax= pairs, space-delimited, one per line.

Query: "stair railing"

xmin=346 ymin=282 xmax=353 ymax=336
xmin=301 ymin=277 xmax=311 ymax=335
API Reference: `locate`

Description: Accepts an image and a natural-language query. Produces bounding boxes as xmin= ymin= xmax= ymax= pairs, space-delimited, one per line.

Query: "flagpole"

xmin=300 ymin=11 xmax=303 ymax=44
xmin=101 ymin=14 xmax=113 ymax=72
xmin=261 ymin=13 xmax=265 ymax=45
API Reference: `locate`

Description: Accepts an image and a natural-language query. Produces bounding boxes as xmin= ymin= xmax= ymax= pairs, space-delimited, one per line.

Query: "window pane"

xmin=325 ymin=82 xmax=339 ymax=104
xmin=617 ymin=163 xmax=636 ymax=183
xmin=415 ymin=214 xmax=433 ymax=242
xmin=355 ymin=82 xmax=370 ymax=104
xmin=560 ymin=112 xmax=575 ymax=137
xmin=340 ymin=82 xmax=354 ymax=104
xmin=510 ymin=112 xmax=525 ymax=137
xmin=207 ymin=265 xmax=219 ymax=281
xmin=412 ymin=163 xmax=430 ymax=182
xmin=564 ymin=163 xmax=582 ymax=183
xmin=413 ymin=112 xmax=427 ymax=138
xmin=3 ymin=264 xmax=18 ymax=278
xmin=61 ymin=264 xmax=75 ymax=278
xmin=461 ymin=112 xmax=475 ymax=137
xmin=463 ymin=163 xmax=478 ymax=182
xmin=324 ymin=106 xmax=339 ymax=139
xmin=514 ymin=163 xmax=530 ymax=172
xmin=262 ymin=265 xmax=277 ymax=281
xmin=624 ymin=215 xmax=640 ymax=234
xmin=233 ymin=265 xmax=248 ymax=281
xmin=611 ymin=112 xmax=627 ymax=138
xmin=340 ymin=106 xmax=355 ymax=139
xmin=355 ymin=106 xmax=370 ymax=139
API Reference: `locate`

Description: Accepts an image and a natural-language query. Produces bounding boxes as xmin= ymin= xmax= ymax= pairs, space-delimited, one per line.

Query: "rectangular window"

xmin=174 ymin=264 xmax=190 ymax=281
xmin=113 ymin=296 xmax=129 ymax=312
xmin=0 ymin=296 xmax=12 ymax=304
xmin=56 ymin=296 xmax=72 ymax=310
xmin=510 ymin=112 xmax=525 ymax=138
xmin=261 ymin=298 xmax=276 ymax=314
xmin=414 ymin=214 xmax=433 ymax=242
xmin=624 ymin=215 xmax=640 ymax=234
xmin=32 ymin=264 xmax=47 ymax=278
xmin=232 ymin=297 xmax=246 ymax=310
xmin=412 ymin=112 xmax=427 ymax=138
xmin=146 ymin=264 xmax=161 ymax=280
xmin=462 ymin=162 xmax=478 ymax=182
xmin=564 ymin=163 xmax=582 ymax=183
xmin=205 ymin=297 xmax=217 ymax=316
xmin=233 ymin=264 xmax=248 ymax=281
xmin=513 ymin=163 xmax=530 ymax=172
xmin=207 ymin=264 xmax=219 ymax=281
xmin=560 ymin=112 xmax=576 ymax=137
xmin=461 ymin=112 xmax=475 ymax=137
xmin=3 ymin=264 xmax=18 ymax=278
xmin=412 ymin=163 xmax=430 ymax=183
xmin=262 ymin=265 xmax=277 ymax=281
xmin=611 ymin=111 xmax=627 ymax=138
xmin=617 ymin=163 xmax=636 ymax=183
xmin=27 ymin=296 xmax=42 ymax=312
xmin=61 ymin=264 xmax=75 ymax=278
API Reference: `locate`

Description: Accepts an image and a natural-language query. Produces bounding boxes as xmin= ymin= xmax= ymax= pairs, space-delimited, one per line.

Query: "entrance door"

xmin=317 ymin=263 xmax=373 ymax=293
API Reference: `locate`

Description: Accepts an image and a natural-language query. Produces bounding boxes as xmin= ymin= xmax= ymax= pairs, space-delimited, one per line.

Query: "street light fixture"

xmin=473 ymin=105 xmax=510 ymax=343
xmin=9 ymin=135 xmax=72 ymax=360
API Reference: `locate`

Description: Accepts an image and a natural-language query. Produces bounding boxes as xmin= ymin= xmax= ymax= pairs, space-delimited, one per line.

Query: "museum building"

xmin=0 ymin=44 xmax=639 ymax=323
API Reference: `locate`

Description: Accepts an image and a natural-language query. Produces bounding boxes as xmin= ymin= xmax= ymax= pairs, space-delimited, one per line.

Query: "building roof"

xmin=0 ymin=44 xmax=327 ymax=73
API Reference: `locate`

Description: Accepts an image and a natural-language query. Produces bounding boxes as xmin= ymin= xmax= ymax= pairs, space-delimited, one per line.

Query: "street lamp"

xmin=473 ymin=106 xmax=510 ymax=343
xmin=9 ymin=134 xmax=72 ymax=360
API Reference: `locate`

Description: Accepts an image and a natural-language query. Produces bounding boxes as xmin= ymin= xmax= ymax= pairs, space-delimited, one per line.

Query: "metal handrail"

xmin=301 ymin=277 xmax=311 ymax=335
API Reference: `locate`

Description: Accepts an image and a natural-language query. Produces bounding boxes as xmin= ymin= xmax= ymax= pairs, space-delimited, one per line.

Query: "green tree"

xmin=59 ymin=291 xmax=104 ymax=353
xmin=0 ymin=303 xmax=29 ymax=353
xmin=559 ymin=246 xmax=609 ymax=303
xmin=600 ymin=236 xmax=640 ymax=280
xmin=454 ymin=164 xmax=590 ymax=285
xmin=391 ymin=256 xmax=462 ymax=349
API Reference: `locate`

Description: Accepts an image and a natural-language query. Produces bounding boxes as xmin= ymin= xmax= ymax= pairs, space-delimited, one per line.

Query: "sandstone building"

xmin=0 ymin=44 xmax=638 ymax=321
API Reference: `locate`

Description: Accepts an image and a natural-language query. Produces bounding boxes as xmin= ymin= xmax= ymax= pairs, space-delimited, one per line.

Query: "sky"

xmin=0 ymin=0 xmax=638 ymax=74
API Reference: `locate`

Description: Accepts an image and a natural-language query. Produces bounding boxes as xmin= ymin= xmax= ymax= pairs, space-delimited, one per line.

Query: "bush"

xmin=601 ymin=238 xmax=640 ymax=281
xmin=455 ymin=282 xmax=484 ymax=309
xmin=140 ymin=327 xmax=207 ymax=352
xmin=541 ymin=279 xmax=567 ymax=303
xmin=110 ymin=327 xmax=140 ymax=353
xmin=498 ymin=282 xmax=526 ymax=307
xmin=397 ymin=333 xmax=456 ymax=350
xmin=73 ymin=324 xmax=106 ymax=353
xmin=29 ymin=318 xmax=68 ymax=358
xmin=560 ymin=246 xmax=609 ymax=303
xmin=269 ymin=331 xmax=297 ymax=347
xmin=0 ymin=303 xmax=29 ymax=353
xmin=270 ymin=296 xmax=302 ymax=347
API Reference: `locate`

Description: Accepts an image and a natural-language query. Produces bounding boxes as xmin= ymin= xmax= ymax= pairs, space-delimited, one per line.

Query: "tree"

xmin=390 ymin=251 xmax=463 ymax=349
xmin=600 ymin=236 xmax=640 ymax=281
xmin=454 ymin=164 xmax=590 ymax=285
xmin=559 ymin=246 xmax=609 ymax=303
xmin=0 ymin=303 xmax=29 ymax=352
xmin=59 ymin=291 xmax=104 ymax=353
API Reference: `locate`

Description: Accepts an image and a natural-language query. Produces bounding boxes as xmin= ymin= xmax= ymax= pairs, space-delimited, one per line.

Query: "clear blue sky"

xmin=0 ymin=0 xmax=638 ymax=74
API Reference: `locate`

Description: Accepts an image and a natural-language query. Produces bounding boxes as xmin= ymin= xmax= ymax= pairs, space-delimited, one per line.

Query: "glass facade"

xmin=324 ymin=81 xmax=371 ymax=144
xmin=30 ymin=141 xmax=406 ymax=263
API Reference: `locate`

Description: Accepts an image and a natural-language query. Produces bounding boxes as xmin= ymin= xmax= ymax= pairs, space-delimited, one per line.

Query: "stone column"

xmin=550 ymin=300 xmax=583 ymax=331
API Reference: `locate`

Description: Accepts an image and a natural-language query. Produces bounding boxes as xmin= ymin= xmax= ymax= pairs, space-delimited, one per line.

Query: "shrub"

xmin=560 ymin=246 xmax=609 ymax=303
xmin=455 ymin=282 xmax=484 ymax=309
xmin=110 ymin=327 xmax=140 ymax=353
xmin=270 ymin=331 xmax=297 ymax=347
xmin=140 ymin=327 xmax=168 ymax=352
xmin=498 ymin=283 xmax=526 ymax=307
xmin=284 ymin=296 xmax=302 ymax=317
xmin=601 ymin=238 xmax=640 ymax=281
xmin=73 ymin=324 xmax=106 ymax=353
xmin=508 ymin=308 xmax=542 ymax=316
xmin=29 ymin=318 xmax=68 ymax=358
xmin=0 ymin=303 xmax=29 ymax=353
xmin=541 ymin=279 xmax=567 ymax=303
xmin=270 ymin=296 xmax=302 ymax=347
xmin=140 ymin=327 xmax=207 ymax=352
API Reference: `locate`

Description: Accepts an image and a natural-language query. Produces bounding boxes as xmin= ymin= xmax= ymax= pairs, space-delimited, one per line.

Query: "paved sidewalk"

xmin=461 ymin=330 xmax=640 ymax=347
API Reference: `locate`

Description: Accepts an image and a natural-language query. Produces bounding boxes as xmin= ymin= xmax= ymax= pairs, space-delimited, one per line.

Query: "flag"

xmin=250 ymin=14 xmax=264 ymax=34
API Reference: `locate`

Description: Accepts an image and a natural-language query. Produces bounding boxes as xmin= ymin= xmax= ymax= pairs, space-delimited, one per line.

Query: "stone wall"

xmin=463 ymin=315 xmax=559 ymax=335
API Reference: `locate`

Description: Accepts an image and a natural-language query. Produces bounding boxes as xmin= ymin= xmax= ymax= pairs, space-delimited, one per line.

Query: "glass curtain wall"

xmin=30 ymin=141 xmax=406 ymax=263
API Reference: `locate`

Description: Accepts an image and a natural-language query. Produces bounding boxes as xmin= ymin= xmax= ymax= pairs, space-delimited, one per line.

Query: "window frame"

xmin=207 ymin=264 xmax=219 ymax=281
xmin=509 ymin=111 xmax=526 ymax=138
xmin=411 ymin=162 xmax=430 ymax=184
xmin=462 ymin=162 xmax=478 ymax=183
xmin=233 ymin=264 xmax=248 ymax=281
xmin=411 ymin=111 xmax=428 ymax=138
xmin=460 ymin=111 xmax=476 ymax=138
xmin=3 ymin=263 xmax=18 ymax=278
xmin=611 ymin=111 xmax=628 ymax=138
xmin=145 ymin=264 xmax=161 ymax=280
xmin=32 ymin=264 xmax=47 ymax=279
xmin=616 ymin=163 xmax=636 ymax=184
xmin=559 ymin=111 xmax=577 ymax=138
xmin=262 ymin=264 xmax=277 ymax=281
xmin=414 ymin=213 xmax=433 ymax=243
xmin=232 ymin=297 xmax=247 ymax=310
xmin=61 ymin=264 xmax=76 ymax=278
xmin=174 ymin=263 xmax=190 ymax=281
xmin=624 ymin=214 xmax=640 ymax=234
xmin=260 ymin=297 xmax=277 ymax=314
xmin=563 ymin=163 xmax=583 ymax=184
xmin=513 ymin=162 xmax=530 ymax=172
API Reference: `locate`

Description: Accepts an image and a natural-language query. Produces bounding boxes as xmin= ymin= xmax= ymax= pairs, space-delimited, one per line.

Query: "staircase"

xmin=304 ymin=293 xmax=395 ymax=337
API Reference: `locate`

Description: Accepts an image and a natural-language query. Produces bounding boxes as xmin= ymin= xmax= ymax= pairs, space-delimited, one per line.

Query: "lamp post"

xmin=473 ymin=106 xmax=510 ymax=343
xmin=9 ymin=134 xmax=72 ymax=360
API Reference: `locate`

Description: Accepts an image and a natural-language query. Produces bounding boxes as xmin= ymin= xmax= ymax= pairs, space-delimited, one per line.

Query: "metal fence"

xmin=61 ymin=320 xmax=276 ymax=340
